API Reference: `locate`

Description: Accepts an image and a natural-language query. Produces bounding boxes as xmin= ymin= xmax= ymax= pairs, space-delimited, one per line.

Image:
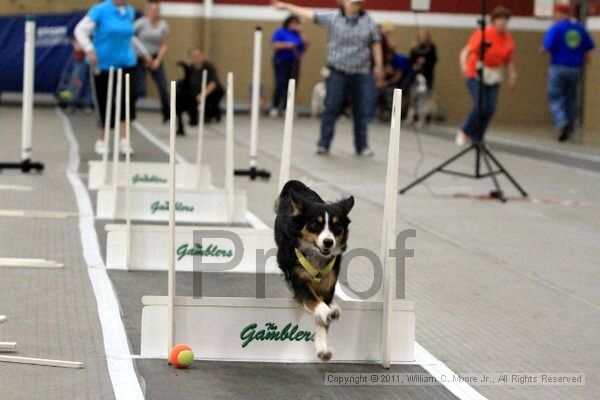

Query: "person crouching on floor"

xmin=176 ymin=49 xmax=224 ymax=135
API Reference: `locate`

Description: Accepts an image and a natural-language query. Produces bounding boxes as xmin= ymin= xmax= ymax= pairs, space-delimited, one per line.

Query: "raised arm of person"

xmin=271 ymin=1 xmax=315 ymax=21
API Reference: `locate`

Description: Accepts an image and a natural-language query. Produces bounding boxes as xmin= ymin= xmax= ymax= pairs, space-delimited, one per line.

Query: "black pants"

xmin=92 ymin=67 xmax=136 ymax=129
xmin=176 ymin=85 xmax=224 ymax=134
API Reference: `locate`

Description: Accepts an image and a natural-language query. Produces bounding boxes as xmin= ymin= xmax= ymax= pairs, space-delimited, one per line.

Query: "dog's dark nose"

xmin=323 ymin=238 xmax=334 ymax=248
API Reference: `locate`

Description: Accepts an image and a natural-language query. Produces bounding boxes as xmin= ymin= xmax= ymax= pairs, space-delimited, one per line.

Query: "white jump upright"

xmin=1 ymin=17 xmax=44 ymax=172
xmin=125 ymin=73 xmax=132 ymax=270
xmin=278 ymin=79 xmax=295 ymax=191
xmin=101 ymin=67 xmax=115 ymax=186
xmin=20 ymin=18 xmax=35 ymax=164
xmin=87 ymin=70 xmax=211 ymax=190
xmin=167 ymin=80 xmax=178 ymax=358
xmin=236 ymin=27 xmax=270 ymax=180
xmin=110 ymin=69 xmax=124 ymax=220
xmin=140 ymin=89 xmax=415 ymax=365
xmin=380 ymin=89 xmax=403 ymax=368
xmin=95 ymin=73 xmax=247 ymax=223
xmin=196 ymin=69 xmax=208 ymax=183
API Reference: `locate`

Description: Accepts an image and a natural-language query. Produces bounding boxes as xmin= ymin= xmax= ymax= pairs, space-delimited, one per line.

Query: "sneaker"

xmin=269 ymin=109 xmax=280 ymax=118
xmin=94 ymin=139 xmax=106 ymax=155
xmin=316 ymin=146 xmax=329 ymax=155
xmin=455 ymin=131 xmax=468 ymax=146
xmin=119 ymin=139 xmax=134 ymax=155
xmin=357 ymin=148 xmax=375 ymax=158
xmin=558 ymin=123 xmax=573 ymax=142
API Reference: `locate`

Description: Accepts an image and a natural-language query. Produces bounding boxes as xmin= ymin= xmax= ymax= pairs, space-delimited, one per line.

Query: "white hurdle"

xmin=278 ymin=79 xmax=295 ymax=191
xmin=95 ymin=73 xmax=247 ymax=223
xmin=105 ymin=74 xmax=287 ymax=274
xmin=87 ymin=71 xmax=211 ymax=190
xmin=140 ymin=89 xmax=415 ymax=365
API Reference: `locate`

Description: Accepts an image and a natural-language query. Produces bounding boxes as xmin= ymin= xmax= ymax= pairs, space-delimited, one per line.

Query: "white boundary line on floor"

xmin=57 ymin=109 xmax=144 ymax=400
xmin=334 ymin=287 xmax=487 ymax=400
xmin=133 ymin=120 xmax=266 ymax=228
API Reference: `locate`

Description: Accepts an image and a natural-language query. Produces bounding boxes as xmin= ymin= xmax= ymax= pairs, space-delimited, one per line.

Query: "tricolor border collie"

xmin=274 ymin=180 xmax=354 ymax=361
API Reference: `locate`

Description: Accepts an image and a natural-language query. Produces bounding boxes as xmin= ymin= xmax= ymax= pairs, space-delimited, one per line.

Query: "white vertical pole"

xmin=379 ymin=89 xmax=402 ymax=369
xmin=125 ymin=73 xmax=132 ymax=270
xmin=278 ymin=79 xmax=295 ymax=192
xmin=196 ymin=69 xmax=207 ymax=185
xmin=20 ymin=18 xmax=35 ymax=163
xmin=248 ymin=27 xmax=262 ymax=169
xmin=225 ymin=72 xmax=235 ymax=224
xmin=102 ymin=67 xmax=114 ymax=186
xmin=111 ymin=69 xmax=123 ymax=219
xmin=166 ymin=81 xmax=177 ymax=359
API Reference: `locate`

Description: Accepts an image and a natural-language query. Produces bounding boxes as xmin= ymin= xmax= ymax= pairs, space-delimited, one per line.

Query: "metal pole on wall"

xmin=0 ymin=16 xmax=44 ymax=172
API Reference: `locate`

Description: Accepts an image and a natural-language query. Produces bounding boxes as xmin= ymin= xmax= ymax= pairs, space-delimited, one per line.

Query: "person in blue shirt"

xmin=543 ymin=3 xmax=595 ymax=142
xmin=269 ymin=15 xmax=307 ymax=117
xmin=75 ymin=0 xmax=151 ymax=155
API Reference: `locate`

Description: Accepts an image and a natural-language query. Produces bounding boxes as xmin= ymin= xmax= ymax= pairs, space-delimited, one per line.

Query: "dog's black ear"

xmin=290 ymin=191 xmax=306 ymax=217
xmin=337 ymin=196 xmax=355 ymax=215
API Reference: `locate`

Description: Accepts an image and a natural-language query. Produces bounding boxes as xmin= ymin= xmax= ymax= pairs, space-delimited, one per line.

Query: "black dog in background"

xmin=274 ymin=180 xmax=354 ymax=361
xmin=175 ymin=60 xmax=224 ymax=135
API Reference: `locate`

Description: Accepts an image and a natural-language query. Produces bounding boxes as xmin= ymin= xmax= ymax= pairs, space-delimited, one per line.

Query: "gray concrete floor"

xmin=1 ymin=105 xmax=598 ymax=399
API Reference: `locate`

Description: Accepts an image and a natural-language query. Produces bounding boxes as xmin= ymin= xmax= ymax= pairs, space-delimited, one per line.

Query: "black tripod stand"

xmin=399 ymin=0 xmax=527 ymax=202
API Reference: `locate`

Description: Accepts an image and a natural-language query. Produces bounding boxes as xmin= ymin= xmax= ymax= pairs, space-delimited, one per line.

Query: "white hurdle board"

xmin=96 ymin=186 xmax=247 ymax=223
xmin=141 ymin=297 xmax=414 ymax=362
xmin=105 ymin=224 xmax=278 ymax=273
xmin=140 ymin=89 xmax=416 ymax=365
xmin=87 ymin=161 xmax=212 ymax=190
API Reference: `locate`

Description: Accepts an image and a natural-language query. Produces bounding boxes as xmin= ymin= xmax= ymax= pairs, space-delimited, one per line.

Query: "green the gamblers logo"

xmin=132 ymin=174 xmax=167 ymax=184
xmin=240 ymin=322 xmax=314 ymax=348
xmin=150 ymin=200 xmax=194 ymax=214
xmin=176 ymin=243 xmax=233 ymax=261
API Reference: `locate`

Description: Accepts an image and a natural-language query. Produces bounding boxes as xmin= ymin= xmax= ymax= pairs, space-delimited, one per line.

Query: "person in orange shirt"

xmin=456 ymin=6 xmax=518 ymax=145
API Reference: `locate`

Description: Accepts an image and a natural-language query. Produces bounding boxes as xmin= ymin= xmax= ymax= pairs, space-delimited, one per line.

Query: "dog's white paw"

xmin=317 ymin=349 xmax=333 ymax=361
xmin=314 ymin=302 xmax=331 ymax=326
xmin=328 ymin=304 xmax=341 ymax=321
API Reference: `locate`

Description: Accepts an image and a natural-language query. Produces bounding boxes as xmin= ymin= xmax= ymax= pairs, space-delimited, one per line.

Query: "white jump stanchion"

xmin=380 ymin=89 xmax=403 ymax=369
xmin=1 ymin=17 xmax=44 ymax=172
xmin=20 ymin=18 xmax=35 ymax=164
xmin=111 ymin=69 xmax=123 ymax=219
xmin=102 ymin=67 xmax=115 ymax=186
xmin=140 ymin=88 xmax=415 ymax=365
xmin=249 ymin=28 xmax=261 ymax=171
xmin=225 ymin=73 xmax=235 ymax=224
xmin=235 ymin=27 xmax=270 ymax=180
xmin=278 ymin=79 xmax=295 ymax=191
xmin=125 ymin=73 xmax=132 ymax=270
xmin=196 ymin=69 xmax=207 ymax=183
xmin=166 ymin=81 xmax=177 ymax=359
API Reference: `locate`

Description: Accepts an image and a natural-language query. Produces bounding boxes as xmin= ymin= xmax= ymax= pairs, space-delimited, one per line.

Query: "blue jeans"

xmin=134 ymin=60 xmax=170 ymax=120
xmin=76 ymin=63 xmax=93 ymax=109
xmin=547 ymin=65 xmax=581 ymax=130
xmin=272 ymin=58 xmax=296 ymax=110
xmin=319 ymin=68 xmax=372 ymax=153
xmin=461 ymin=78 xmax=500 ymax=142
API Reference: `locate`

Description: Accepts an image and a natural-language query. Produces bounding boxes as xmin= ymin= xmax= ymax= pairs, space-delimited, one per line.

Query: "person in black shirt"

xmin=409 ymin=28 xmax=437 ymax=90
xmin=176 ymin=48 xmax=224 ymax=135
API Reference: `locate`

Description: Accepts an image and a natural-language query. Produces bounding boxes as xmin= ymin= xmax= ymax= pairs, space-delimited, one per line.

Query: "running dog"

xmin=274 ymin=180 xmax=354 ymax=361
